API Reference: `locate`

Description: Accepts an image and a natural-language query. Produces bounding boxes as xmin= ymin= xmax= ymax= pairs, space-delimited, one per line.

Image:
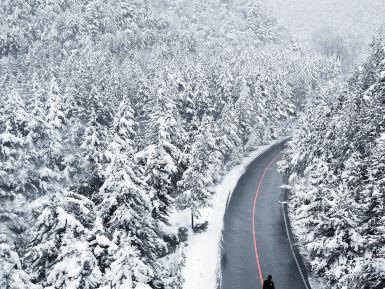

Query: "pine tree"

xmin=102 ymin=234 xmax=153 ymax=289
xmin=35 ymin=76 xmax=68 ymax=194
xmin=218 ymin=104 xmax=243 ymax=163
xmin=176 ymin=117 xmax=217 ymax=225
xmin=78 ymin=86 xmax=109 ymax=198
xmin=234 ymin=77 xmax=257 ymax=144
xmin=246 ymin=0 xmax=284 ymax=44
xmin=26 ymin=191 xmax=102 ymax=289
xmin=0 ymin=89 xmax=35 ymax=289
xmin=0 ymin=232 xmax=40 ymax=289
xmin=136 ymin=76 xmax=184 ymax=225
xmin=97 ymin=99 xmax=160 ymax=287
xmin=0 ymin=89 xmax=30 ymax=198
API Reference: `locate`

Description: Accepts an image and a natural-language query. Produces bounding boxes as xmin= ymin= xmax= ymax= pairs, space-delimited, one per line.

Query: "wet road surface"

xmin=221 ymin=142 xmax=310 ymax=289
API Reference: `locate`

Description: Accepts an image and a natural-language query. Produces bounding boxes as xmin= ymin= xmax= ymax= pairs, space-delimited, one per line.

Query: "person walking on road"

xmin=263 ymin=275 xmax=275 ymax=289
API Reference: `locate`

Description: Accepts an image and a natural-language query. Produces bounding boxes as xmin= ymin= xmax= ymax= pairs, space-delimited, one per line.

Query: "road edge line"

xmin=282 ymin=186 xmax=312 ymax=289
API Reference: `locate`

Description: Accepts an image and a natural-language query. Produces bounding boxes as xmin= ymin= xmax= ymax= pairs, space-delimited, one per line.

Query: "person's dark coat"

xmin=263 ymin=279 xmax=275 ymax=289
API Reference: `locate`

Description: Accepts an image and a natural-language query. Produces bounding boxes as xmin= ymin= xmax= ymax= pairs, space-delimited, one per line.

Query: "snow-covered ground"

xmin=169 ymin=140 xmax=284 ymax=289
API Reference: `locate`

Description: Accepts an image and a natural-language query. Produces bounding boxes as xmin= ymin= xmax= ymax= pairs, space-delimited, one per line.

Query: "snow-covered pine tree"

xmin=39 ymin=77 xmax=67 ymax=192
xmin=176 ymin=116 xmax=217 ymax=226
xmin=134 ymin=74 xmax=190 ymax=288
xmin=25 ymin=191 xmax=102 ymax=289
xmin=78 ymin=85 xmax=110 ymax=198
xmin=0 ymin=89 xmax=30 ymax=199
xmin=246 ymin=0 xmax=285 ymax=44
xmin=0 ymin=89 xmax=36 ymax=289
xmin=136 ymin=75 xmax=184 ymax=225
xmin=234 ymin=77 xmax=257 ymax=145
xmin=102 ymin=234 xmax=153 ymax=289
xmin=97 ymin=98 xmax=160 ymax=288
xmin=0 ymin=230 xmax=40 ymax=289
xmin=218 ymin=104 xmax=243 ymax=163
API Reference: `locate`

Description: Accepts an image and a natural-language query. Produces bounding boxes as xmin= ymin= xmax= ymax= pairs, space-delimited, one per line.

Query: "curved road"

xmin=221 ymin=142 xmax=310 ymax=289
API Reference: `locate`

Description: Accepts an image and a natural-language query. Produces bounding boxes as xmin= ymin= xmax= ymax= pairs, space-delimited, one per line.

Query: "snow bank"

xmin=175 ymin=140 xmax=284 ymax=289
xmin=135 ymin=283 xmax=152 ymax=289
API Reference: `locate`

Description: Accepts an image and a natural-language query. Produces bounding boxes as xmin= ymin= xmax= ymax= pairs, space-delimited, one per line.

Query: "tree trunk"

xmin=191 ymin=209 xmax=194 ymax=229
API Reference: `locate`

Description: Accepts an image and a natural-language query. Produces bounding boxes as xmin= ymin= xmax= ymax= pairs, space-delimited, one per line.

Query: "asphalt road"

xmin=220 ymin=142 xmax=310 ymax=289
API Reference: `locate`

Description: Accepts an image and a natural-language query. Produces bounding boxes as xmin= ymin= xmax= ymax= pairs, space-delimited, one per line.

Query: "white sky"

xmin=264 ymin=0 xmax=385 ymax=70
xmin=266 ymin=0 xmax=385 ymax=39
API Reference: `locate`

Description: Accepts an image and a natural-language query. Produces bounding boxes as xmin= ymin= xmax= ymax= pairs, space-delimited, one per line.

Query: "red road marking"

xmin=252 ymin=153 xmax=282 ymax=288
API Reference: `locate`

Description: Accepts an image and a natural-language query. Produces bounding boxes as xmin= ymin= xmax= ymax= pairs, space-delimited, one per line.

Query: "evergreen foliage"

xmin=0 ymin=0 xmax=338 ymax=288
xmin=280 ymin=28 xmax=385 ymax=289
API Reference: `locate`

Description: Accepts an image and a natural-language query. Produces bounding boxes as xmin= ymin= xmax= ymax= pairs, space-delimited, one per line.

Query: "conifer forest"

xmin=1 ymin=1 xmax=385 ymax=289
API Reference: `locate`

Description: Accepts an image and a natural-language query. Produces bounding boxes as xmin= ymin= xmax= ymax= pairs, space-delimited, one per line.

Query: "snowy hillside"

xmin=266 ymin=0 xmax=385 ymax=74
xmin=0 ymin=0 xmax=344 ymax=288
xmin=280 ymin=28 xmax=385 ymax=289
